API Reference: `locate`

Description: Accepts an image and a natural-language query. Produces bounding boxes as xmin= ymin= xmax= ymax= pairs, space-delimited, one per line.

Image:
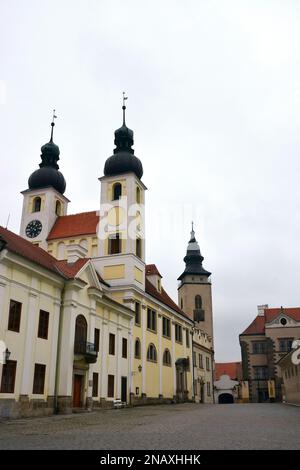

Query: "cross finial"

xmin=122 ymin=92 xmax=128 ymax=125
xmin=50 ymin=109 xmax=57 ymax=142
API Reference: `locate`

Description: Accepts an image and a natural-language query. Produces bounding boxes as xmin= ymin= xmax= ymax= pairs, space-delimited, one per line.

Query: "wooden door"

xmin=73 ymin=374 xmax=83 ymax=407
xmin=121 ymin=377 xmax=127 ymax=403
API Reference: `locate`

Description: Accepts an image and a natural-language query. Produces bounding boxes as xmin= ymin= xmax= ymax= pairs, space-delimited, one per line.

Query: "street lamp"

xmin=138 ymin=365 xmax=142 ymax=373
xmin=4 ymin=348 xmax=11 ymax=364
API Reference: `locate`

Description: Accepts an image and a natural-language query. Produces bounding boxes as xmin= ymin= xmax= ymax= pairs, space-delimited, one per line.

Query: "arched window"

xmin=136 ymin=186 xmax=141 ymax=203
xmin=163 ymin=349 xmax=171 ymax=366
xmin=147 ymin=344 xmax=157 ymax=362
xmin=112 ymin=183 xmax=122 ymax=201
xmin=180 ymin=298 xmax=183 ymax=309
xmin=136 ymin=238 xmax=142 ymax=258
xmin=135 ymin=339 xmax=141 ymax=358
xmin=74 ymin=315 xmax=87 ymax=353
xmin=33 ymin=197 xmax=41 ymax=213
xmin=55 ymin=200 xmax=62 ymax=216
xmin=195 ymin=295 xmax=202 ymax=309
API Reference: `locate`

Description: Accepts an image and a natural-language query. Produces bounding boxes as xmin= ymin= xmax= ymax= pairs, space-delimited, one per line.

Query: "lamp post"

xmin=4 ymin=348 xmax=11 ymax=364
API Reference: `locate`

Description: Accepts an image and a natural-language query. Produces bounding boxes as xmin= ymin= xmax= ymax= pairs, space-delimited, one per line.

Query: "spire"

xmin=177 ymin=225 xmax=211 ymax=281
xmin=103 ymin=96 xmax=143 ymax=179
xmin=28 ymin=110 xmax=66 ymax=195
xmin=122 ymin=92 xmax=128 ymax=125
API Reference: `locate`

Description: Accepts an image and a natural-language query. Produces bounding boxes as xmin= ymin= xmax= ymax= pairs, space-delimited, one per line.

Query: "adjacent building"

xmin=214 ymin=362 xmax=243 ymax=403
xmin=277 ymin=343 xmax=300 ymax=406
xmin=239 ymin=305 xmax=300 ymax=403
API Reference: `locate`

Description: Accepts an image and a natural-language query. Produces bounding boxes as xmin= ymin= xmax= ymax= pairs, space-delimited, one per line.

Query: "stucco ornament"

xmin=291 ymin=339 xmax=300 ymax=365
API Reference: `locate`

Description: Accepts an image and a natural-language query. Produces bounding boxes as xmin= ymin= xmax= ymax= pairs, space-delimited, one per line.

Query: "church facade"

xmin=0 ymin=103 xmax=214 ymax=417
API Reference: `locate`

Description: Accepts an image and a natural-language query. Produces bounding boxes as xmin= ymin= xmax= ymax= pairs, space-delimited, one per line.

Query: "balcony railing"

xmin=74 ymin=341 xmax=98 ymax=364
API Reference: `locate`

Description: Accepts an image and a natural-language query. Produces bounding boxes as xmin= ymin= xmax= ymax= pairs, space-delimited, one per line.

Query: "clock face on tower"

xmin=25 ymin=220 xmax=42 ymax=238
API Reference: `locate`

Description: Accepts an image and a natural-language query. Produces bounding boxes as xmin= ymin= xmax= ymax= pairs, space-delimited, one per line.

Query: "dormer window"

xmin=157 ymin=279 xmax=161 ymax=292
xmin=32 ymin=197 xmax=41 ymax=213
xmin=112 ymin=183 xmax=122 ymax=201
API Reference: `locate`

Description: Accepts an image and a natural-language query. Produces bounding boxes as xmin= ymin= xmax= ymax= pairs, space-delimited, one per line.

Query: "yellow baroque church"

xmin=0 ymin=103 xmax=214 ymax=418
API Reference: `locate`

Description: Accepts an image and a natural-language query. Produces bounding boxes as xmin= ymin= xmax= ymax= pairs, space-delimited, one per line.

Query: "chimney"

xmin=66 ymin=243 xmax=88 ymax=264
xmin=257 ymin=304 xmax=268 ymax=316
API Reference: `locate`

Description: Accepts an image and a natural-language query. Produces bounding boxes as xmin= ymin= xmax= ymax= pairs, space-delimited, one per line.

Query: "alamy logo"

xmin=291 ymin=339 xmax=300 ymax=366
xmin=0 ymin=340 xmax=6 ymax=364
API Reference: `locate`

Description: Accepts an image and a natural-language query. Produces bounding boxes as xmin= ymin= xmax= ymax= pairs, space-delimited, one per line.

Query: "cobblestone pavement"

xmin=0 ymin=403 xmax=299 ymax=450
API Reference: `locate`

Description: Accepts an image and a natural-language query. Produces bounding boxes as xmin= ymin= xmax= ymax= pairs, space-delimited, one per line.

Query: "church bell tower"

xmin=20 ymin=113 xmax=69 ymax=249
xmin=178 ymin=225 xmax=214 ymax=343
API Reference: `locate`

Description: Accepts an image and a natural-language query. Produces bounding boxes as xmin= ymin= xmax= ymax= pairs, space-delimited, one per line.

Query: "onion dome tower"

xmin=28 ymin=114 xmax=66 ymax=194
xmin=178 ymin=224 xmax=211 ymax=281
xmin=104 ymin=95 xmax=143 ymax=179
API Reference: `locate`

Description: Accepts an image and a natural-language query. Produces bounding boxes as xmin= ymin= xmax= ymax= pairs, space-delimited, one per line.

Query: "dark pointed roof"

xmin=178 ymin=227 xmax=211 ymax=281
xmin=28 ymin=120 xmax=66 ymax=194
xmin=104 ymin=100 xmax=143 ymax=179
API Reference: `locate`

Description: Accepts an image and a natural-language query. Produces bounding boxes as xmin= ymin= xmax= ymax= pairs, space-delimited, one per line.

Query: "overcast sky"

xmin=1 ymin=0 xmax=300 ymax=362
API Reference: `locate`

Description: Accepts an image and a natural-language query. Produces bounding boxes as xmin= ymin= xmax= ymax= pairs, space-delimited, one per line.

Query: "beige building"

xmin=239 ymin=305 xmax=300 ymax=403
xmin=278 ymin=343 xmax=300 ymax=406
xmin=1 ymin=103 xmax=212 ymax=417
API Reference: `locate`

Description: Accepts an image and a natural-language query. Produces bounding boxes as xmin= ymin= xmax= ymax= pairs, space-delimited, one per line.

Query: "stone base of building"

xmin=56 ymin=395 xmax=73 ymax=414
xmin=0 ymin=396 xmax=55 ymax=419
xmin=129 ymin=393 xmax=179 ymax=406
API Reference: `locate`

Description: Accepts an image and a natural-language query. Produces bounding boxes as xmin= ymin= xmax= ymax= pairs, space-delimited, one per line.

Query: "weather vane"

xmin=50 ymin=109 xmax=57 ymax=141
xmin=52 ymin=109 xmax=57 ymax=123
xmin=122 ymin=92 xmax=128 ymax=124
xmin=122 ymin=92 xmax=128 ymax=108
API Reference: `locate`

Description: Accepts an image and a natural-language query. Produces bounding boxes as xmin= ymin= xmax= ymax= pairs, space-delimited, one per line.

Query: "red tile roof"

xmin=145 ymin=278 xmax=191 ymax=322
xmin=47 ymin=211 xmax=99 ymax=240
xmin=55 ymin=258 xmax=89 ymax=278
xmin=240 ymin=315 xmax=265 ymax=335
xmin=265 ymin=307 xmax=300 ymax=322
xmin=146 ymin=264 xmax=162 ymax=278
xmin=0 ymin=226 xmax=89 ymax=280
xmin=215 ymin=362 xmax=242 ymax=381
xmin=241 ymin=307 xmax=300 ymax=336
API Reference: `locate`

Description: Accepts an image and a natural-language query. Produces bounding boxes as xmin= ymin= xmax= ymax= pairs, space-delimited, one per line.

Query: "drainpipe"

xmin=54 ymin=284 xmax=65 ymax=414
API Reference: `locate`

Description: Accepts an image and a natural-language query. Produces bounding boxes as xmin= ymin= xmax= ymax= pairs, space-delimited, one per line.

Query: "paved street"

xmin=0 ymin=403 xmax=299 ymax=450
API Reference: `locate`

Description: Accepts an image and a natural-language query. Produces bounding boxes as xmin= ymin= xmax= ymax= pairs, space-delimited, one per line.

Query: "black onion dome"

xmin=28 ymin=122 xmax=66 ymax=194
xmin=104 ymin=106 xmax=143 ymax=179
xmin=178 ymin=228 xmax=211 ymax=280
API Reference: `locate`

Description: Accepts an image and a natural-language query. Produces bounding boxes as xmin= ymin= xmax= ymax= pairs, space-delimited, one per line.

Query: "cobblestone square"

xmin=0 ymin=403 xmax=299 ymax=450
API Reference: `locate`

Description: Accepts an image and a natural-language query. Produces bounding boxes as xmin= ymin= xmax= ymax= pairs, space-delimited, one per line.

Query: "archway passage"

xmin=218 ymin=393 xmax=234 ymax=404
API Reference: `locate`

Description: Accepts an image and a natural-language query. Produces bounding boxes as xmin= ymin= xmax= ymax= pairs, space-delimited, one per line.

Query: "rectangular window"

xmin=253 ymin=366 xmax=268 ymax=380
xmin=94 ymin=328 xmax=100 ymax=352
xmin=107 ymin=375 xmax=114 ymax=397
xmin=38 ymin=310 xmax=49 ymax=339
xmin=8 ymin=300 xmax=22 ymax=332
xmin=252 ymin=341 xmax=267 ymax=354
xmin=193 ymin=351 xmax=197 ymax=366
xmin=122 ymin=338 xmax=127 ymax=358
xmin=199 ymin=354 xmax=203 ymax=369
xmin=147 ymin=308 xmax=157 ymax=332
xmin=109 ymin=334 xmax=115 ymax=355
xmin=279 ymin=338 xmax=294 ymax=353
xmin=175 ymin=324 xmax=182 ymax=343
xmin=0 ymin=360 xmax=17 ymax=393
xmin=206 ymin=357 xmax=210 ymax=371
xmin=136 ymin=238 xmax=142 ymax=258
xmin=186 ymin=329 xmax=190 ymax=348
xmin=32 ymin=364 xmax=46 ymax=394
xmin=108 ymin=233 xmax=121 ymax=255
xmin=207 ymin=382 xmax=211 ymax=396
xmin=92 ymin=373 xmax=99 ymax=397
xmin=135 ymin=302 xmax=141 ymax=325
xmin=162 ymin=317 xmax=171 ymax=338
